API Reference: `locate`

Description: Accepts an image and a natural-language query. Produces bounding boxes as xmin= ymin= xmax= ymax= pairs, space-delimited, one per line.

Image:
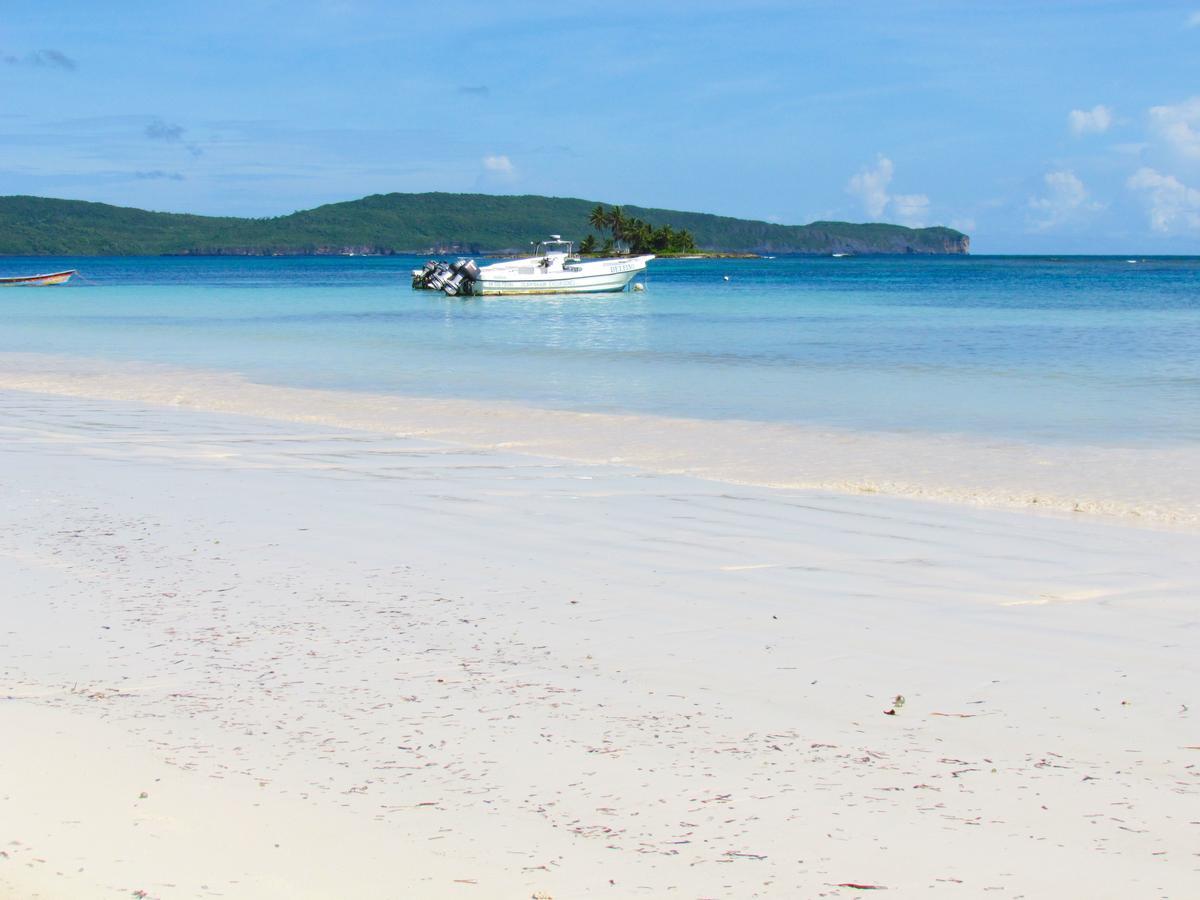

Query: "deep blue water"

xmin=1 ymin=254 xmax=1197 ymax=445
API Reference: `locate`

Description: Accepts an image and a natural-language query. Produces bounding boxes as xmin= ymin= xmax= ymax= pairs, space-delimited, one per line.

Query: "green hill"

xmin=0 ymin=193 xmax=969 ymax=256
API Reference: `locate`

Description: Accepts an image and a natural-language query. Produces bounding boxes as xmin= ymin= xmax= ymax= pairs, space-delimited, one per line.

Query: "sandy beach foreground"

xmin=2 ymin=388 xmax=1198 ymax=899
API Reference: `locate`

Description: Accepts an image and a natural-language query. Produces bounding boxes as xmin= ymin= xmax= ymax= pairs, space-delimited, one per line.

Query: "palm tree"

xmin=608 ymin=206 xmax=626 ymax=251
xmin=579 ymin=234 xmax=597 ymax=254
xmin=624 ymin=218 xmax=652 ymax=254
xmin=672 ymin=228 xmax=696 ymax=252
xmin=588 ymin=204 xmax=608 ymax=235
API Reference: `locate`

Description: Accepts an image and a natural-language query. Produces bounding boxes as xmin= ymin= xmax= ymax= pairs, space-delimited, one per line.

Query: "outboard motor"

xmin=427 ymin=262 xmax=453 ymax=291
xmin=442 ymin=270 xmax=466 ymax=296
xmin=413 ymin=258 xmax=479 ymax=295
xmin=442 ymin=259 xmax=480 ymax=296
xmin=412 ymin=260 xmax=439 ymax=289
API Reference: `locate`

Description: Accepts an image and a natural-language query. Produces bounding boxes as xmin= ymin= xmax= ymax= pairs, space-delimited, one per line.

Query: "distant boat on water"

xmin=0 ymin=269 xmax=77 ymax=286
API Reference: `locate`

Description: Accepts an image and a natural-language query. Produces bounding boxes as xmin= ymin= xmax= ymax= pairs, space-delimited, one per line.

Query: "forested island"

xmin=0 ymin=193 xmax=970 ymax=256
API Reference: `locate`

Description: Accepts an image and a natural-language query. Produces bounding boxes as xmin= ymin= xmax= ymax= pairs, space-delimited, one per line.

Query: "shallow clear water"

xmin=2 ymin=254 xmax=1197 ymax=445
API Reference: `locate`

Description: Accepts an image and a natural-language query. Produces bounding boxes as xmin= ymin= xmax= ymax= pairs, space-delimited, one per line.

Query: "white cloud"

xmin=1028 ymin=170 xmax=1103 ymax=230
xmin=481 ymin=154 xmax=515 ymax=177
xmin=847 ymin=154 xmax=893 ymax=218
xmin=1188 ymin=11 xmax=1200 ymax=27
xmin=476 ymin=154 xmax=517 ymax=189
xmin=1148 ymin=97 xmax=1200 ymax=160
xmin=1067 ymin=104 xmax=1113 ymax=135
xmin=1127 ymin=167 xmax=1200 ymax=232
xmin=846 ymin=155 xmax=931 ymax=225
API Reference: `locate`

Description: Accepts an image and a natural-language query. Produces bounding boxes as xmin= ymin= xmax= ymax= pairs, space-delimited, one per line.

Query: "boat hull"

xmin=0 ymin=270 xmax=77 ymax=286
xmin=472 ymin=256 xmax=651 ymax=296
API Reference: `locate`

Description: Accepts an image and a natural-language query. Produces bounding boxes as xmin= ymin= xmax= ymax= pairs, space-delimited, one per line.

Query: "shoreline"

xmin=2 ymin=389 xmax=1198 ymax=897
xmin=0 ymin=352 xmax=1196 ymax=531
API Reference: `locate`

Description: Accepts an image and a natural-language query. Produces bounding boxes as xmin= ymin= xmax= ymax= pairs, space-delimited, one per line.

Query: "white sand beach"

xmin=2 ymin=385 xmax=1199 ymax=899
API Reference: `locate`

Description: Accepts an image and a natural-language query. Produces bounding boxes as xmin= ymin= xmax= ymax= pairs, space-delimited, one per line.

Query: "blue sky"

xmin=2 ymin=0 xmax=1199 ymax=251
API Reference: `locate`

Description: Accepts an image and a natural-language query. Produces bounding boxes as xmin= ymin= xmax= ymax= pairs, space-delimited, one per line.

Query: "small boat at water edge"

xmin=0 ymin=270 xmax=77 ymax=286
xmin=413 ymin=237 xmax=652 ymax=296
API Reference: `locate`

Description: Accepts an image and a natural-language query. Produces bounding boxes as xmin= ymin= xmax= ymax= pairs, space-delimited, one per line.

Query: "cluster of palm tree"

xmin=579 ymin=204 xmax=697 ymax=255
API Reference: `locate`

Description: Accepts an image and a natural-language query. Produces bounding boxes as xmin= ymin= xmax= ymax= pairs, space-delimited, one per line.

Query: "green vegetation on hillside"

xmin=0 ymin=193 xmax=970 ymax=256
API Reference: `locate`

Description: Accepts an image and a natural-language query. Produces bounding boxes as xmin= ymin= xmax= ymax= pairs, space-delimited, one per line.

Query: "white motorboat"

xmin=413 ymin=237 xmax=653 ymax=296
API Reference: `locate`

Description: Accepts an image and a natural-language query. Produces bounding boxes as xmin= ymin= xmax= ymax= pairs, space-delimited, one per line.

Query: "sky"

xmin=2 ymin=0 xmax=1199 ymax=252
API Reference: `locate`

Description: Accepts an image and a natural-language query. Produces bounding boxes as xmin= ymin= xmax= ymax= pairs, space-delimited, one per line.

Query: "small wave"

xmin=1 ymin=352 xmax=1196 ymax=530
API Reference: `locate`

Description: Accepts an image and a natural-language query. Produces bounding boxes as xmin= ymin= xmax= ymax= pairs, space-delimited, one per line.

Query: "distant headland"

xmin=0 ymin=193 xmax=970 ymax=257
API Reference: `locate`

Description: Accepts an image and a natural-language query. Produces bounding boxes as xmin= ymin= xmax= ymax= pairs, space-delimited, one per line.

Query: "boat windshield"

xmin=536 ymin=240 xmax=574 ymax=256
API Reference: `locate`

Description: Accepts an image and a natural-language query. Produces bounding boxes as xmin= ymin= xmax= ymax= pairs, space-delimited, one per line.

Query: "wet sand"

xmin=2 ymin=353 xmax=1198 ymax=528
xmin=2 ymin=389 xmax=1198 ymax=898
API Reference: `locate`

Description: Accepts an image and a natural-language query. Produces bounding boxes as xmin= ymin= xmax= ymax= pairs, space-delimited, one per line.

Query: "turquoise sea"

xmin=1 ymin=255 xmax=1197 ymax=447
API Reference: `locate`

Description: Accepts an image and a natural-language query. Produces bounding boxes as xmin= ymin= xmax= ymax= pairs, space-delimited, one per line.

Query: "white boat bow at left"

xmin=413 ymin=237 xmax=652 ymax=296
